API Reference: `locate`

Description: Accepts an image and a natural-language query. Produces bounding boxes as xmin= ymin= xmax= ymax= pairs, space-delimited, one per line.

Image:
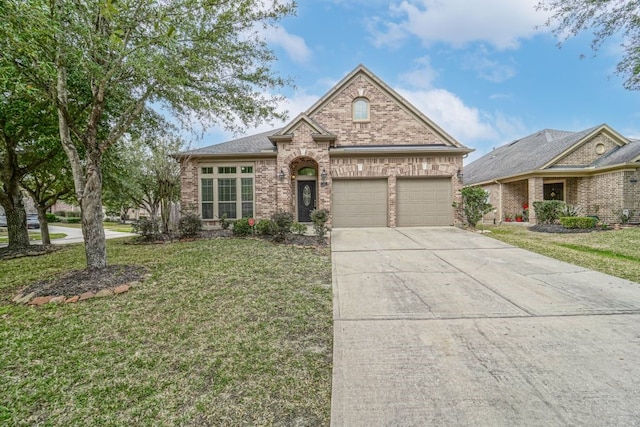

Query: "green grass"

xmin=0 ymin=232 xmax=66 ymax=243
xmin=482 ymin=225 xmax=640 ymax=283
xmin=0 ymin=238 xmax=333 ymax=426
xmin=51 ymin=222 xmax=134 ymax=233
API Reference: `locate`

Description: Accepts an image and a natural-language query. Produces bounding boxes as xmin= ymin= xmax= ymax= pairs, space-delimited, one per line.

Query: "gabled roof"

xmin=177 ymin=64 xmax=472 ymax=158
xmin=177 ymin=129 xmax=279 ymax=157
xmin=306 ymin=64 xmax=466 ymax=149
xmin=268 ymin=114 xmax=335 ymax=144
xmin=464 ymin=124 xmax=637 ymax=185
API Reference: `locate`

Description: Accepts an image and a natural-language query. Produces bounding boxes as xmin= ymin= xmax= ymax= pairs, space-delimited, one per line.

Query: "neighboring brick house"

xmin=464 ymin=124 xmax=640 ymax=224
xmin=176 ymin=65 xmax=473 ymax=228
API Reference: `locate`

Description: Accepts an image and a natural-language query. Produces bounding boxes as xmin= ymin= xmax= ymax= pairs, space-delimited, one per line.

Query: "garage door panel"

xmin=333 ymin=180 xmax=387 ymax=227
xmin=397 ymin=178 xmax=452 ymax=226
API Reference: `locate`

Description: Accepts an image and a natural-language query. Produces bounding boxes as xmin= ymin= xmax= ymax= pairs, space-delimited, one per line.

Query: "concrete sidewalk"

xmin=330 ymin=227 xmax=640 ymax=426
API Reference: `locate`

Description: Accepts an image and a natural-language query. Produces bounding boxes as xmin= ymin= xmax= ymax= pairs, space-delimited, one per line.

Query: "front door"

xmin=297 ymin=181 xmax=316 ymax=222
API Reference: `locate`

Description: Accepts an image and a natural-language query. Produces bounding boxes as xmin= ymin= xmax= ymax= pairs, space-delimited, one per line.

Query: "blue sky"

xmin=201 ymin=0 xmax=640 ymax=163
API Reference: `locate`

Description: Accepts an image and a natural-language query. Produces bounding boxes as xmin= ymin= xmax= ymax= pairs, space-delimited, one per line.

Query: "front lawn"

xmin=482 ymin=225 xmax=640 ymax=283
xmin=0 ymin=232 xmax=66 ymax=243
xmin=0 ymin=238 xmax=333 ymax=426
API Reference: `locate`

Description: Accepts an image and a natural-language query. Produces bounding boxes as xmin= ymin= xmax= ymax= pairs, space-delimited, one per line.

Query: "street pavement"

xmin=330 ymin=227 xmax=640 ymax=426
xmin=0 ymin=224 xmax=135 ymax=247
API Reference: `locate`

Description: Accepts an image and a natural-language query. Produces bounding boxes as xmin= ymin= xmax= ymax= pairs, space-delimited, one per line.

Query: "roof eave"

xmin=329 ymin=146 xmax=473 ymax=157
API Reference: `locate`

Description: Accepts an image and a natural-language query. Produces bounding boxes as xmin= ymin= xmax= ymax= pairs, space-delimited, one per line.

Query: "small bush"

xmin=233 ymin=218 xmax=252 ymax=236
xmin=255 ymin=219 xmax=276 ymax=235
xmin=219 ymin=214 xmax=230 ymax=230
xmin=561 ymin=204 xmax=581 ymax=217
xmin=54 ymin=211 xmax=66 ymax=218
xmin=533 ymin=200 xmax=565 ymax=224
xmin=310 ymin=208 xmax=330 ymax=238
xmin=559 ymin=216 xmax=596 ymax=229
xmin=66 ymin=211 xmax=78 ymax=218
xmin=45 ymin=213 xmax=57 ymax=222
xmin=291 ymin=222 xmax=307 ymax=235
xmin=178 ymin=212 xmax=202 ymax=237
xmin=66 ymin=217 xmax=81 ymax=224
xmin=133 ymin=217 xmax=160 ymax=239
xmin=459 ymin=186 xmax=493 ymax=227
xmin=271 ymin=210 xmax=294 ymax=242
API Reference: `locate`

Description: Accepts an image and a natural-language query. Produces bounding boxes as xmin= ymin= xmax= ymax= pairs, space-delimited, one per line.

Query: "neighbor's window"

xmin=353 ymin=98 xmax=369 ymax=121
xmin=200 ymin=165 xmax=254 ymax=220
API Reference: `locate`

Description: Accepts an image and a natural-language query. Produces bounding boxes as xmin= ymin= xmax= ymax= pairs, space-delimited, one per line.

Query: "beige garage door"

xmin=397 ymin=178 xmax=452 ymax=226
xmin=332 ymin=179 xmax=388 ymax=227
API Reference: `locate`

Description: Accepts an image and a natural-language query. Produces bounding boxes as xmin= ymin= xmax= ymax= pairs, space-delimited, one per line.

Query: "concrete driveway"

xmin=330 ymin=227 xmax=640 ymax=426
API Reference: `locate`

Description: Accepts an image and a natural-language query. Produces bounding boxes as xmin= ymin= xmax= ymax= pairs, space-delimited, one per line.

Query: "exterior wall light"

xmin=278 ymin=169 xmax=285 ymax=181
xmin=457 ymin=169 xmax=464 ymax=180
xmin=320 ymin=168 xmax=328 ymax=187
xmin=631 ymin=176 xmax=638 ymax=184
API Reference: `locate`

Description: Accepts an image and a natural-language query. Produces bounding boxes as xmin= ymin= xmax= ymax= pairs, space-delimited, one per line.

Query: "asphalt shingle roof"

xmin=463 ymin=125 xmax=635 ymax=185
xmin=179 ymin=128 xmax=281 ymax=156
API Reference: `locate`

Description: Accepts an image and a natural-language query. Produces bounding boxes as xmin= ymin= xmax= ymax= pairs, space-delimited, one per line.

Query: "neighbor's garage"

xmin=396 ymin=178 xmax=452 ymax=226
xmin=332 ymin=179 xmax=388 ymax=227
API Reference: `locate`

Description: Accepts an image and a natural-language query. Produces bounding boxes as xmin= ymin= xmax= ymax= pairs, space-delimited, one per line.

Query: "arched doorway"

xmin=290 ymin=158 xmax=318 ymax=222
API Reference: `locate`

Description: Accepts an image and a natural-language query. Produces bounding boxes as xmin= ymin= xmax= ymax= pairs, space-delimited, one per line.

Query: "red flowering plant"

xmin=522 ymin=202 xmax=529 ymax=221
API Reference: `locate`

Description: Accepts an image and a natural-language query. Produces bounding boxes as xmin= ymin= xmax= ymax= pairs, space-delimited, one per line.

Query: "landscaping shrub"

xmin=178 ymin=212 xmax=202 ymax=237
xmin=561 ymin=204 xmax=581 ymax=217
xmin=66 ymin=217 xmax=81 ymax=224
xmin=310 ymin=208 xmax=330 ymax=238
xmin=132 ymin=217 xmax=160 ymax=239
xmin=66 ymin=211 xmax=78 ymax=218
xmin=219 ymin=214 xmax=230 ymax=230
xmin=533 ymin=200 xmax=565 ymax=224
xmin=271 ymin=211 xmax=293 ymax=242
xmin=291 ymin=222 xmax=307 ymax=235
xmin=559 ymin=216 xmax=596 ymax=229
xmin=54 ymin=211 xmax=66 ymax=217
xmin=45 ymin=213 xmax=57 ymax=222
xmin=459 ymin=186 xmax=492 ymax=227
xmin=255 ymin=219 xmax=276 ymax=235
xmin=233 ymin=218 xmax=252 ymax=236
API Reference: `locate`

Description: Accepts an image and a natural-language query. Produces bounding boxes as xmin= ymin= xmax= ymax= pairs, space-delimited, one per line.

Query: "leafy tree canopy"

xmin=537 ymin=0 xmax=640 ymax=90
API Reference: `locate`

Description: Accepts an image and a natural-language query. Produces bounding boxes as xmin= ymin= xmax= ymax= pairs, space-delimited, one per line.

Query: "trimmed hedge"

xmin=45 ymin=213 xmax=57 ymax=222
xmin=559 ymin=216 xmax=596 ymax=229
xmin=232 ymin=218 xmax=252 ymax=236
xmin=66 ymin=217 xmax=81 ymax=224
xmin=533 ymin=200 xmax=565 ymax=224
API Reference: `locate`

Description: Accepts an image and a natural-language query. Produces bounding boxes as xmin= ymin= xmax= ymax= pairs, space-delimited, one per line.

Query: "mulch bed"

xmin=20 ymin=264 xmax=148 ymax=299
xmin=0 ymin=244 xmax=62 ymax=261
xmin=528 ymin=224 xmax=609 ymax=233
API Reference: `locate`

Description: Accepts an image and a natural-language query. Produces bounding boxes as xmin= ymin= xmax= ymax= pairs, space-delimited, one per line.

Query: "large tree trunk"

xmin=0 ymin=182 xmax=30 ymax=250
xmin=36 ymin=206 xmax=51 ymax=245
xmin=80 ymin=155 xmax=107 ymax=269
xmin=3 ymin=198 xmax=30 ymax=250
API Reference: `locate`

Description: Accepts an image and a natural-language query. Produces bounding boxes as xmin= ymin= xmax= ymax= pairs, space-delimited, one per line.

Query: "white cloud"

xmin=263 ymin=26 xmax=312 ymax=64
xmin=462 ymin=47 xmax=517 ymax=82
xmin=398 ymin=56 xmax=438 ymax=89
xmin=372 ymin=0 xmax=549 ymax=50
xmin=397 ymin=87 xmax=498 ymax=142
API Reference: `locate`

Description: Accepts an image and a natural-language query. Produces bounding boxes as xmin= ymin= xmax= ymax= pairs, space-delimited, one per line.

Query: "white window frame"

xmin=199 ymin=164 xmax=255 ymax=220
xmin=353 ymin=98 xmax=370 ymax=122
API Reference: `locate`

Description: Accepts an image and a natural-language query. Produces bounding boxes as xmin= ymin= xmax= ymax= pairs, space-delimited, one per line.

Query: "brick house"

xmin=464 ymin=124 xmax=640 ymax=224
xmin=176 ymin=65 xmax=473 ymax=227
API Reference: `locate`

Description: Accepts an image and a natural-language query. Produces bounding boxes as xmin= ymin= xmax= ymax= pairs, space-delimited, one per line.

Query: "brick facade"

xmin=178 ymin=65 xmax=470 ymax=228
xmin=556 ymin=134 xmax=618 ymax=166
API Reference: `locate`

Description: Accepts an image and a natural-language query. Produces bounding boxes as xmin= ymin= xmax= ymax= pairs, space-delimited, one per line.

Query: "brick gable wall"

xmin=556 ymin=134 xmax=618 ymax=166
xmin=310 ymin=74 xmax=447 ymax=147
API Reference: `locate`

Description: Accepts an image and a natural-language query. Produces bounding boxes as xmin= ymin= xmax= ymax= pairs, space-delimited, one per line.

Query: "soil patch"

xmin=0 ymin=245 xmax=62 ymax=261
xmin=21 ymin=264 xmax=148 ymax=298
